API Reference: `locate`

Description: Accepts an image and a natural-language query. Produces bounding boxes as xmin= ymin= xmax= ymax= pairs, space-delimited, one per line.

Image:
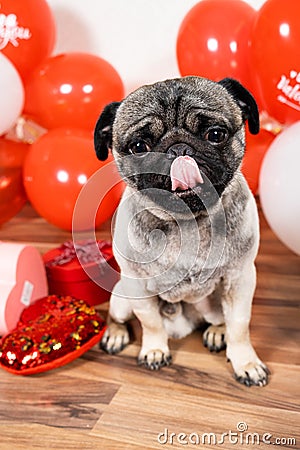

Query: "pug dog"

xmin=94 ymin=76 xmax=270 ymax=386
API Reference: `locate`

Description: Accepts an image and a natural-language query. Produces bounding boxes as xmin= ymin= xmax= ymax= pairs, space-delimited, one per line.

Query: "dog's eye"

xmin=128 ymin=141 xmax=151 ymax=156
xmin=204 ymin=127 xmax=228 ymax=144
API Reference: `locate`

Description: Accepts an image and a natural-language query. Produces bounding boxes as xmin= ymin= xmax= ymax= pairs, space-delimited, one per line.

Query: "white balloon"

xmin=0 ymin=53 xmax=24 ymax=135
xmin=259 ymin=122 xmax=300 ymax=255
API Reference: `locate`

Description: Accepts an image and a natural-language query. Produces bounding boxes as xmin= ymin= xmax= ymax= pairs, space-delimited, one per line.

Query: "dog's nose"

xmin=166 ymin=143 xmax=195 ymax=159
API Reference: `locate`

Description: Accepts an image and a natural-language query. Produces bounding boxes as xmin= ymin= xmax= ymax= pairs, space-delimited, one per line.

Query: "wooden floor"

xmin=0 ymin=202 xmax=299 ymax=450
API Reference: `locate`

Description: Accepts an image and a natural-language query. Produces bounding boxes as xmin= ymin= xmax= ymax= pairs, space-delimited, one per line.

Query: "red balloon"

xmin=24 ymin=53 xmax=125 ymax=131
xmin=242 ymin=129 xmax=275 ymax=195
xmin=0 ymin=137 xmax=29 ymax=167
xmin=23 ymin=129 xmax=124 ymax=231
xmin=250 ymin=0 xmax=300 ymax=124
xmin=0 ymin=0 xmax=56 ymax=81
xmin=0 ymin=139 xmax=29 ymax=225
xmin=177 ymin=0 xmax=256 ymax=90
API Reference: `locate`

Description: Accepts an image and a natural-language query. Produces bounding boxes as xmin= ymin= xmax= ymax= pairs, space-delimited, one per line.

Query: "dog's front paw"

xmin=203 ymin=324 xmax=226 ymax=352
xmin=100 ymin=322 xmax=130 ymax=354
xmin=234 ymin=360 xmax=270 ymax=387
xmin=227 ymin=344 xmax=270 ymax=387
xmin=138 ymin=349 xmax=172 ymax=371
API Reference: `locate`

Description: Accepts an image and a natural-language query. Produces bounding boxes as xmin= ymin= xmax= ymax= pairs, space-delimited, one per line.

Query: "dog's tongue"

xmin=170 ymin=155 xmax=204 ymax=191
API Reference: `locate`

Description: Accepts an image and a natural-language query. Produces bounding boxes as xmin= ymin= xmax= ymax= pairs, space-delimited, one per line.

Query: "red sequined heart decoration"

xmin=0 ymin=295 xmax=106 ymax=375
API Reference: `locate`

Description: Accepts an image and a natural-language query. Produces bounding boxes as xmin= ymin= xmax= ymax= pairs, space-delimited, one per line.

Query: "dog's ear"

xmin=94 ymin=101 xmax=122 ymax=161
xmin=218 ymin=78 xmax=259 ymax=135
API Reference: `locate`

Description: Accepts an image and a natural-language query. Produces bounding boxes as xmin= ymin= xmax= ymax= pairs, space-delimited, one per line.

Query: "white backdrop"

xmin=46 ymin=0 xmax=267 ymax=95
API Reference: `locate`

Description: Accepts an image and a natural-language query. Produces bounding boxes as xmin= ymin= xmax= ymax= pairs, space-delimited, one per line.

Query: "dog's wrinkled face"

xmin=94 ymin=77 xmax=259 ymax=215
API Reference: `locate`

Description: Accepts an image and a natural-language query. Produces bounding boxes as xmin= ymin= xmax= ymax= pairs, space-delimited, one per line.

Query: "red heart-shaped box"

xmin=0 ymin=295 xmax=106 ymax=375
xmin=0 ymin=242 xmax=48 ymax=336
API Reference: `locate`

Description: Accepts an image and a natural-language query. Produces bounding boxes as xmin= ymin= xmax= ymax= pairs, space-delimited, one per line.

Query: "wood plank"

xmin=0 ymin=370 xmax=120 ymax=429
xmin=0 ymin=203 xmax=112 ymax=249
xmin=255 ymin=273 xmax=300 ymax=301
xmin=91 ymin=383 xmax=299 ymax=449
xmin=0 ymin=422 xmax=152 ymax=450
xmin=256 ymin=253 xmax=300 ymax=276
xmin=80 ymin=347 xmax=299 ymax=410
